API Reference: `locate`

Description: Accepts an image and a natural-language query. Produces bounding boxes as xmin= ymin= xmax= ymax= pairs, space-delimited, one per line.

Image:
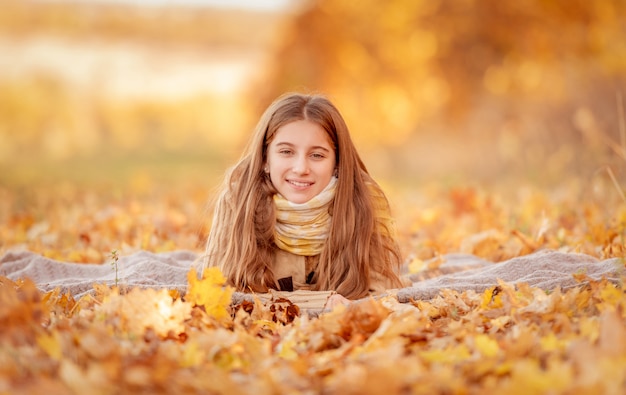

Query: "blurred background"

xmin=1 ymin=0 xmax=624 ymax=189
xmin=1 ymin=0 xmax=625 ymax=263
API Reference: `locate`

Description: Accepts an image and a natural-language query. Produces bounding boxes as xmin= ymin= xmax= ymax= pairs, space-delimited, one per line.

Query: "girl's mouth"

xmin=288 ymin=180 xmax=313 ymax=188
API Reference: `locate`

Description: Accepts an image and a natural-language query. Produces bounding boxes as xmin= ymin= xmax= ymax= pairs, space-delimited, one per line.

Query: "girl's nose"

xmin=292 ymin=155 xmax=310 ymax=175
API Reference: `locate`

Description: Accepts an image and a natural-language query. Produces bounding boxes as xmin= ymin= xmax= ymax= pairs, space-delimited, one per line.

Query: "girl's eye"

xmin=279 ymin=149 xmax=293 ymax=155
xmin=311 ymin=153 xmax=325 ymax=159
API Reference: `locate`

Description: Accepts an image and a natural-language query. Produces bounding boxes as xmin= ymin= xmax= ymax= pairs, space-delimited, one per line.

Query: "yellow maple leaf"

xmin=578 ymin=316 xmax=600 ymax=343
xmin=276 ymin=328 xmax=299 ymax=360
xmin=474 ymin=334 xmax=500 ymax=358
xmin=419 ymin=344 xmax=471 ymax=364
xmin=180 ymin=340 xmax=205 ymax=368
xmin=187 ymin=267 xmax=233 ymax=323
xmin=408 ymin=257 xmax=425 ymax=274
xmin=539 ymin=333 xmax=568 ymax=352
xmin=597 ymin=282 xmax=623 ymax=312
xmin=480 ymin=286 xmax=503 ymax=310
xmin=36 ymin=331 xmax=63 ymax=361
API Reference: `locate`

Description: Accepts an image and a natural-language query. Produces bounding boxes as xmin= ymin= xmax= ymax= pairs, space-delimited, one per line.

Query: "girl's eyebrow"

xmin=275 ymin=142 xmax=331 ymax=152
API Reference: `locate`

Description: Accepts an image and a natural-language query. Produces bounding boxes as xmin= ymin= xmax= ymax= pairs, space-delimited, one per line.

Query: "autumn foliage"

xmin=1 ymin=1 xmax=626 ymax=393
xmin=1 ymin=258 xmax=625 ymax=393
xmin=1 ymin=174 xmax=625 ymax=393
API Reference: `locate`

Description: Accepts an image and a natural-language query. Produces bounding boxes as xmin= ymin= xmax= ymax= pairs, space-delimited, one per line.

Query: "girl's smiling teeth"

xmin=288 ymin=180 xmax=314 ymax=187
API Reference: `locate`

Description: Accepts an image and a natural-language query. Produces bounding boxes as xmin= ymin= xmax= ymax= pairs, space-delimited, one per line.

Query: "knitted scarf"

xmin=273 ymin=177 xmax=337 ymax=256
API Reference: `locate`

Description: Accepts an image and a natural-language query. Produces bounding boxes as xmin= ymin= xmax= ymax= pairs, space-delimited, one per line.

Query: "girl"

xmin=200 ymin=92 xmax=403 ymax=303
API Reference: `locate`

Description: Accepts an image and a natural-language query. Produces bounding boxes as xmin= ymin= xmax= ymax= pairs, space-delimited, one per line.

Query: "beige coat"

xmin=272 ymin=249 xmax=397 ymax=295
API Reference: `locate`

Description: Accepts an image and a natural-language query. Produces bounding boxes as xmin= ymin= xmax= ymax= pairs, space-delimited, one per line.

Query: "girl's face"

xmin=266 ymin=119 xmax=336 ymax=204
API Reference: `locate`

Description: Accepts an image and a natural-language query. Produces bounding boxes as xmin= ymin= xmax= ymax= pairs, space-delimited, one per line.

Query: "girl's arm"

xmin=325 ymin=292 xmax=352 ymax=309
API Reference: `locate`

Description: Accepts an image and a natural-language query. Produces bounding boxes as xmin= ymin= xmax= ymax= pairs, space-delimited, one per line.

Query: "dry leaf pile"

xmin=1 ymin=178 xmax=625 ymax=393
xmin=1 ymin=266 xmax=625 ymax=394
xmin=0 ymin=181 xmax=211 ymax=264
xmin=392 ymin=180 xmax=625 ymax=267
xmin=1 ymin=178 xmax=624 ymax=264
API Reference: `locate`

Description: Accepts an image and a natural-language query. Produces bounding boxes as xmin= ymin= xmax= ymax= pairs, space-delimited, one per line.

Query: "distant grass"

xmin=0 ymin=149 xmax=230 ymax=189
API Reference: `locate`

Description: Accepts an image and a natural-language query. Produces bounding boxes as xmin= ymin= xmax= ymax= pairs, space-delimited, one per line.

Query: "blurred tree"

xmin=258 ymin=0 xmax=626 ymax=148
xmin=0 ymin=2 xmax=276 ymax=164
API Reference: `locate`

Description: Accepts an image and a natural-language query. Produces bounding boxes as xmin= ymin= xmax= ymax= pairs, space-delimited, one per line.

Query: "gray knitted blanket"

xmin=1 ymin=249 xmax=623 ymax=307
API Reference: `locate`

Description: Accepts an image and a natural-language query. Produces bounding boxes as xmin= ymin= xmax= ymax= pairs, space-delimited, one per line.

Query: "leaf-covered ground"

xmin=1 ymin=178 xmax=625 ymax=394
xmin=1 ymin=177 xmax=623 ymax=264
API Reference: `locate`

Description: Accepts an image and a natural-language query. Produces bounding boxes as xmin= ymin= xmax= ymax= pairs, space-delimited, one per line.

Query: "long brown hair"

xmin=201 ymin=92 xmax=402 ymax=299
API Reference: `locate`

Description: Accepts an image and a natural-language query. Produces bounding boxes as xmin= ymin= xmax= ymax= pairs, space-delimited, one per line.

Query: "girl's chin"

xmin=285 ymin=195 xmax=314 ymax=204
xmin=281 ymin=189 xmax=318 ymax=204
xmin=280 ymin=185 xmax=317 ymax=202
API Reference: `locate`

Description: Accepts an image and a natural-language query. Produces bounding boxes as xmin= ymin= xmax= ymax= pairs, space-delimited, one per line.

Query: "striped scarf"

xmin=273 ymin=177 xmax=337 ymax=256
